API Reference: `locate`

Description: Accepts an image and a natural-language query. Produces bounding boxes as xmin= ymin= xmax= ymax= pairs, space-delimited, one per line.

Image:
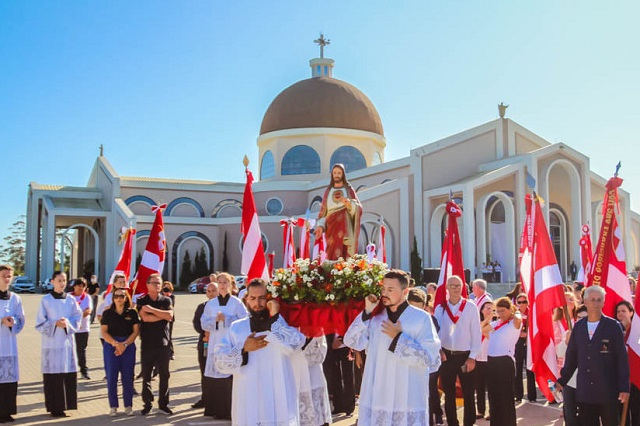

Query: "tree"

xmin=222 ymin=232 xmax=229 ymax=272
xmin=0 ymin=216 xmax=26 ymax=275
xmin=410 ymin=236 xmax=423 ymax=285
xmin=179 ymin=250 xmax=194 ymax=287
xmin=194 ymin=246 xmax=209 ymax=278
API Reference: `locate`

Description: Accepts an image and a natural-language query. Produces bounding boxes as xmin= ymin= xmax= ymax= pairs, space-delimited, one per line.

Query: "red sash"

xmin=444 ymin=299 xmax=467 ymax=324
xmin=493 ymin=319 xmax=510 ymax=332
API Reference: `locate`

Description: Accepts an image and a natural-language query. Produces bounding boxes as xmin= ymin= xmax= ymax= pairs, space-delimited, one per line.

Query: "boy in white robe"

xmin=344 ymin=269 xmax=441 ymax=426
xmin=214 ymin=278 xmax=305 ymax=426
xmin=292 ymin=335 xmax=332 ymax=426
xmin=0 ymin=264 xmax=25 ymax=423
xmin=35 ymin=271 xmax=83 ymax=417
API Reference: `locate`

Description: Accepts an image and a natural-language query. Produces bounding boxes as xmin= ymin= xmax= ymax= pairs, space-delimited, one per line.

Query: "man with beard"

xmin=214 ymin=278 xmax=305 ymax=426
xmin=344 ymin=270 xmax=441 ymax=426
xmin=314 ymin=164 xmax=362 ymax=260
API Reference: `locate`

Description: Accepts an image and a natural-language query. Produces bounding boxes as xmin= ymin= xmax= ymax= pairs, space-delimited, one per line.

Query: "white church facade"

xmin=24 ymin=52 xmax=640 ymax=287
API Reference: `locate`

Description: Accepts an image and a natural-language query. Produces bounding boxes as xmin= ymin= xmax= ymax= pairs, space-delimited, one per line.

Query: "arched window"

xmin=261 ymin=150 xmax=275 ymax=179
xmin=281 ymin=145 xmax=321 ymax=175
xmin=330 ymin=146 xmax=366 ymax=173
xmin=372 ymin=152 xmax=382 ymax=166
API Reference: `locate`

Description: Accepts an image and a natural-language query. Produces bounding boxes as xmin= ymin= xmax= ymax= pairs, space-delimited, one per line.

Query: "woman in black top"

xmin=101 ymin=288 xmax=140 ymax=416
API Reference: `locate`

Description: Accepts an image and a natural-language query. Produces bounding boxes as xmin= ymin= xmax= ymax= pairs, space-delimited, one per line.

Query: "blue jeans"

xmin=103 ymin=336 xmax=136 ymax=408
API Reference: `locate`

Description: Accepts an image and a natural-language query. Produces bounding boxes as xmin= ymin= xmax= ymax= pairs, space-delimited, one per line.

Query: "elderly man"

xmin=214 ymin=278 xmax=305 ymax=426
xmin=471 ymin=279 xmax=492 ymax=307
xmin=557 ymin=285 xmax=629 ymax=426
xmin=191 ymin=282 xmax=218 ymax=409
xmin=434 ymin=275 xmax=482 ymax=426
xmin=344 ymin=269 xmax=441 ymax=426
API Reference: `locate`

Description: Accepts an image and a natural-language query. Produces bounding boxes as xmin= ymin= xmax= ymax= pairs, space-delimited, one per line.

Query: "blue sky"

xmin=1 ymin=1 xmax=639 ymax=246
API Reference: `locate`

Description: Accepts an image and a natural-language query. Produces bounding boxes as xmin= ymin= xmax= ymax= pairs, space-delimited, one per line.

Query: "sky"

xmin=1 ymin=1 xmax=639 ymax=245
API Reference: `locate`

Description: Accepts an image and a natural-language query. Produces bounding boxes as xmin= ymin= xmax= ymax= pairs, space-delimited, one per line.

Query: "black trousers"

xmin=331 ymin=347 xmax=355 ymax=414
xmin=197 ymin=342 xmax=206 ymax=398
xmin=0 ymin=382 xmax=17 ymax=417
xmin=74 ymin=332 xmax=89 ymax=374
xmin=487 ymin=355 xmax=516 ymax=426
xmin=43 ymin=372 xmax=77 ymax=413
xmin=90 ymin=295 xmax=98 ymax=323
xmin=440 ymin=349 xmax=476 ymax=426
xmin=579 ymin=401 xmax=618 ymax=426
xmin=474 ymin=360 xmax=488 ymax=416
xmin=628 ymin=384 xmax=640 ymax=426
xmin=141 ymin=346 xmax=171 ymax=408
xmin=514 ymin=337 xmax=536 ymax=401
xmin=429 ymin=371 xmax=443 ymax=422
xmin=203 ymin=376 xmax=232 ymax=419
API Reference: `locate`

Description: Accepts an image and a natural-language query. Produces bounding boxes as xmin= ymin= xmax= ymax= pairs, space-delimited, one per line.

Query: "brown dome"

xmin=260 ymin=77 xmax=384 ymax=136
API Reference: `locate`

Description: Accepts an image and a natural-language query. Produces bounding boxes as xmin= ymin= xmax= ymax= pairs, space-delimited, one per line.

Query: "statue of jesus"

xmin=314 ymin=164 xmax=362 ymax=260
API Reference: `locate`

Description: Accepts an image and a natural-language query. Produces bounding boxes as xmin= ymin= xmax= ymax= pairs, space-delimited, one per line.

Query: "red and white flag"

xmin=280 ymin=218 xmax=297 ymax=269
xmin=627 ymin=282 xmax=640 ymax=388
xmin=434 ymin=200 xmax=468 ymax=307
xmin=376 ymin=220 xmax=387 ymax=264
xmin=576 ymin=224 xmax=593 ymax=283
xmin=586 ymin=176 xmax=632 ymax=317
xmin=313 ymin=234 xmax=327 ymax=263
xmin=132 ymin=204 xmax=166 ymax=295
xmin=267 ymin=251 xmax=275 ymax=279
xmin=296 ymin=216 xmax=312 ymax=260
xmin=106 ymin=227 xmax=136 ymax=295
xmin=519 ymin=194 xmax=566 ymax=402
xmin=241 ymin=168 xmax=269 ymax=281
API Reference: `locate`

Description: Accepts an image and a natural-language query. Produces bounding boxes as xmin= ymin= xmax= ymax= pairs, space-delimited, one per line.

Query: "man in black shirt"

xmin=87 ymin=275 xmax=101 ymax=324
xmin=136 ymin=273 xmax=174 ymax=415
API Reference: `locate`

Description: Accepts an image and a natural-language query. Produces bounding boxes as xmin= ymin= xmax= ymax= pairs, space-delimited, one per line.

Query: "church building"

xmin=24 ymin=42 xmax=640 ymax=286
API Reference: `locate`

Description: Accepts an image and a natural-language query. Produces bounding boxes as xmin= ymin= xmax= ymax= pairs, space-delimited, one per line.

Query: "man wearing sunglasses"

xmin=136 ymin=274 xmax=174 ymax=416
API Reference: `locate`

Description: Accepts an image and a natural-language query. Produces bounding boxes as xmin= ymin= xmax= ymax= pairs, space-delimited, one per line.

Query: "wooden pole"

xmin=562 ymin=305 xmax=573 ymax=332
xmin=621 ymin=399 xmax=629 ymax=426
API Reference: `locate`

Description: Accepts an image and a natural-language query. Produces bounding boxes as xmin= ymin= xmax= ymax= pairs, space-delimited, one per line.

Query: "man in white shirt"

xmin=70 ymin=278 xmax=93 ymax=380
xmin=434 ymin=275 xmax=482 ymax=426
xmin=471 ymin=279 xmax=492 ymax=307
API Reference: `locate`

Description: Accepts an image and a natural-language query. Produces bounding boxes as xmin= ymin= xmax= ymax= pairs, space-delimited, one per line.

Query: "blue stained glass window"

xmin=281 ymin=145 xmax=321 ymax=175
xmin=330 ymin=146 xmax=366 ymax=173
xmin=261 ymin=150 xmax=275 ymax=179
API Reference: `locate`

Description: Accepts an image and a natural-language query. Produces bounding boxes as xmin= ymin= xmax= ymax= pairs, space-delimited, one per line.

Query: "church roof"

xmin=259 ymin=76 xmax=384 ymax=136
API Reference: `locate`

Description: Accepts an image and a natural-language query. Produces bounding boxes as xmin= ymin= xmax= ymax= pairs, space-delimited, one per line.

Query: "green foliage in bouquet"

xmin=268 ymin=254 xmax=388 ymax=304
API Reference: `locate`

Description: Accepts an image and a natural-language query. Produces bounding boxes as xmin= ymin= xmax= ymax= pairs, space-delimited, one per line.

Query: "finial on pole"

xmin=243 ymin=155 xmax=250 ymax=168
xmin=314 ymin=33 xmax=330 ymax=58
xmin=615 ymin=161 xmax=621 ymax=177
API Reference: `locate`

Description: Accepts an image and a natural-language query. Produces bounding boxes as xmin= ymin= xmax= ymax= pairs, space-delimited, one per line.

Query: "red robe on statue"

xmin=317 ymin=183 xmax=362 ymax=260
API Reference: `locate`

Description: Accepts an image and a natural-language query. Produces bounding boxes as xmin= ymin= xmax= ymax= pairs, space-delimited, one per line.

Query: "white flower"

xmin=328 ymin=294 xmax=335 ymax=301
xmin=294 ymin=294 xmax=300 ymax=301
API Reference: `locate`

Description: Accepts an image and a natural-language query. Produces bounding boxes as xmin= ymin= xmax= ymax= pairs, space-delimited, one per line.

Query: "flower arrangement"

xmin=268 ymin=254 xmax=388 ymax=304
xmin=268 ymin=255 xmax=389 ymax=337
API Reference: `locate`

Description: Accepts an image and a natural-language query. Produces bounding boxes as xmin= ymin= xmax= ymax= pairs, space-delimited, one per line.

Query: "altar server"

xmin=292 ymin=335 xmax=332 ymax=425
xmin=200 ymin=272 xmax=248 ymax=419
xmin=214 ymin=278 xmax=305 ymax=426
xmin=0 ymin=264 xmax=25 ymax=423
xmin=344 ymin=269 xmax=441 ymax=426
xmin=35 ymin=271 xmax=83 ymax=417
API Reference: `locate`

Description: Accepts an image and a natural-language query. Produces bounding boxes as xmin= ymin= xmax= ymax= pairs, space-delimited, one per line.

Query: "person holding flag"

xmin=615 ymin=299 xmax=639 ymax=426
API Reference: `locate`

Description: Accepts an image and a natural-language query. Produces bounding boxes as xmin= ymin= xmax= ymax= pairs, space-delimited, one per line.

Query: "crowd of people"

xmin=0 ymin=261 xmax=638 ymax=426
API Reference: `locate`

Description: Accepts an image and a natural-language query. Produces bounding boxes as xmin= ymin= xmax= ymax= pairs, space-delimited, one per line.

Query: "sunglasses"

xmin=517 ymin=300 xmax=528 ymax=304
xmin=113 ymin=294 xmax=126 ymax=299
xmin=162 ymin=288 xmax=171 ymax=293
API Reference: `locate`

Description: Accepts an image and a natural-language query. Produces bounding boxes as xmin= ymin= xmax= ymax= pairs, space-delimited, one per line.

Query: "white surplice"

xmin=344 ymin=305 xmax=441 ymax=426
xmin=214 ymin=315 xmax=306 ymax=426
xmin=0 ymin=292 xmax=26 ymax=383
xmin=201 ymin=295 xmax=248 ymax=378
xmin=291 ymin=336 xmax=332 ymax=426
xmin=35 ymin=294 xmax=83 ymax=373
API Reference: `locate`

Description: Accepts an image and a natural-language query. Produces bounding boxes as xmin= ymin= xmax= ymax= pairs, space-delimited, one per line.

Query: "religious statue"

xmin=314 ymin=164 xmax=362 ymax=260
xmin=498 ymin=102 xmax=508 ymax=118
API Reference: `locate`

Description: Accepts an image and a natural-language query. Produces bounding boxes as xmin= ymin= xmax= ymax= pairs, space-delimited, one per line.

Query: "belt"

xmin=442 ymin=348 xmax=470 ymax=356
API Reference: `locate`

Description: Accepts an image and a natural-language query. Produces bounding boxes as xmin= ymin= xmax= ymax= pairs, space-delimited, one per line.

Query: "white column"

xmin=40 ymin=209 xmax=56 ymax=281
xmin=462 ymin=186 xmax=476 ymax=276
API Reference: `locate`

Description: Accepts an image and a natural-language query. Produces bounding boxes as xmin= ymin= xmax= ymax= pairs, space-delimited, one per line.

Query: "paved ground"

xmin=11 ymin=293 xmax=564 ymax=425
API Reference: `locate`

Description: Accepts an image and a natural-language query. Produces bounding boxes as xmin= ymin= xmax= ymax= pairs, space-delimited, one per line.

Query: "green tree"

xmin=222 ymin=232 xmax=229 ymax=272
xmin=180 ymin=250 xmax=194 ymax=287
xmin=410 ymin=236 xmax=423 ymax=285
xmin=0 ymin=217 xmax=26 ymax=275
xmin=194 ymin=246 xmax=209 ymax=278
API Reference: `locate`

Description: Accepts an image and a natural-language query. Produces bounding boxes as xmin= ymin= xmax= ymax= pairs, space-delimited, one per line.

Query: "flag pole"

xmin=621 ymin=401 xmax=629 ymax=426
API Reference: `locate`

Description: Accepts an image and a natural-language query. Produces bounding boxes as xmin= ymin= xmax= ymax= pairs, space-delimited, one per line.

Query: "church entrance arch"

xmin=475 ymin=192 xmax=515 ymax=282
xmin=60 ymin=223 xmax=100 ymax=279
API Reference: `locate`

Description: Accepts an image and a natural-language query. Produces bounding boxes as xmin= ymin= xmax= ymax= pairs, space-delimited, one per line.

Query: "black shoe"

xmin=158 ymin=406 xmax=173 ymax=415
xmin=51 ymin=411 xmax=68 ymax=418
xmin=0 ymin=416 xmax=15 ymax=423
xmin=141 ymin=406 xmax=152 ymax=415
xmin=192 ymin=400 xmax=204 ymax=409
xmin=81 ymin=373 xmax=91 ymax=380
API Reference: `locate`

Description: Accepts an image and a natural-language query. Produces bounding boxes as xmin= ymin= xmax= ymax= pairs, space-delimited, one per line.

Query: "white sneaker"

xmin=109 ymin=408 xmax=117 ymax=417
xmin=125 ymin=407 xmax=134 ymax=416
